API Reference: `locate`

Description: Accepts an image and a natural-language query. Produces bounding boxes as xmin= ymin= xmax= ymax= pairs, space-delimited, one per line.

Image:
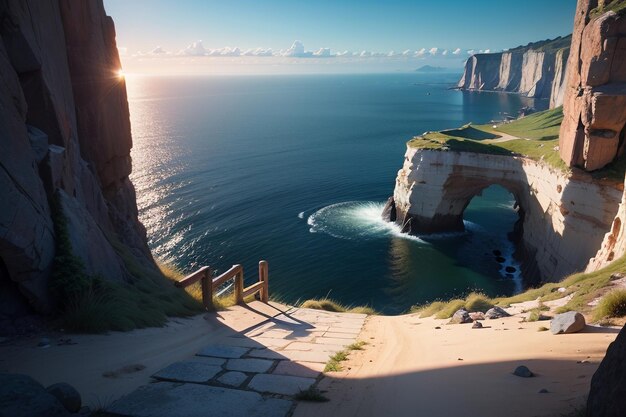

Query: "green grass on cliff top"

xmin=591 ymin=0 xmax=626 ymax=17
xmin=408 ymin=106 xmax=626 ymax=180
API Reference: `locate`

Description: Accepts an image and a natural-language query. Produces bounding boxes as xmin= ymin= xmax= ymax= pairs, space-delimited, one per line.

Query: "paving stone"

xmin=248 ymin=374 xmax=315 ymax=396
xmin=330 ymin=321 xmax=364 ymax=329
xmin=249 ymin=337 xmax=292 ymax=348
xmin=108 ymin=382 xmax=292 ymax=417
xmin=152 ymin=361 xmax=222 ymax=383
xmin=189 ymin=356 xmax=227 ymax=366
xmin=326 ymin=327 xmax=361 ymax=335
xmin=217 ymin=371 xmax=247 ymax=388
xmin=225 ymin=358 xmax=274 ymax=373
xmin=278 ymin=349 xmax=333 ymax=363
xmin=247 ymin=348 xmax=287 ymax=360
xmin=324 ymin=332 xmax=358 ymax=339
xmin=273 ymin=361 xmax=323 ymax=378
xmin=314 ymin=337 xmax=351 ymax=346
xmin=197 ymin=345 xmax=249 ymax=359
xmin=286 ymin=342 xmax=346 ymax=352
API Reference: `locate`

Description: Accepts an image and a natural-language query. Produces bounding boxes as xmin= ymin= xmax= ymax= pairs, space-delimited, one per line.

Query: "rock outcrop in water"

xmin=558 ymin=0 xmax=626 ymax=172
xmin=457 ymin=36 xmax=571 ymax=108
xmin=0 ymin=0 xmax=153 ymax=328
xmin=383 ymin=149 xmax=622 ymax=282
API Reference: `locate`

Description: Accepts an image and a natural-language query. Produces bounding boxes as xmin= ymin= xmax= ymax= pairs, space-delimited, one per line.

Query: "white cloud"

xmin=336 ymin=50 xmax=353 ymax=57
xmin=442 ymin=49 xmax=448 ymax=56
xmin=429 ymin=47 xmax=438 ymax=55
xmin=414 ymin=48 xmax=426 ymax=57
xmin=452 ymin=48 xmax=462 ymax=55
xmin=483 ymin=49 xmax=491 ymax=53
xmin=181 ymin=40 xmax=207 ymax=56
xmin=313 ymin=48 xmax=332 ymax=57
xmin=467 ymin=49 xmax=476 ymax=55
xmin=359 ymin=50 xmax=372 ymax=57
xmin=402 ymin=49 xmax=413 ymax=56
xmin=151 ymin=46 xmax=167 ymax=55
xmin=283 ymin=40 xmax=312 ymax=57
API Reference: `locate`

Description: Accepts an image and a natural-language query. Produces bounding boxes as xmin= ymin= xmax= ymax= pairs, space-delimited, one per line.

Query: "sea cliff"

xmin=457 ymin=36 xmax=571 ymax=108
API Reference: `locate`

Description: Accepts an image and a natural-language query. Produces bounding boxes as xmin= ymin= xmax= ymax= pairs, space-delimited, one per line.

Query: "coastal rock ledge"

xmin=383 ymin=148 xmax=622 ymax=282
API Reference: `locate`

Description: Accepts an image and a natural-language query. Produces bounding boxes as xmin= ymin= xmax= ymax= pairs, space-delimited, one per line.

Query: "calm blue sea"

xmin=127 ymin=73 xmax=546 ymax=314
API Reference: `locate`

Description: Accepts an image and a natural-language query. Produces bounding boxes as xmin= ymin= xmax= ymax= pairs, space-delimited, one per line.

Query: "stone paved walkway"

xmin=108 ymin=302 xmax=366 ymax=417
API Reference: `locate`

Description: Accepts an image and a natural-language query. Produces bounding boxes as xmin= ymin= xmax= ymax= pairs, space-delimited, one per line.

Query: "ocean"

xmin=127 ymin=73 xmax=547 ymax=314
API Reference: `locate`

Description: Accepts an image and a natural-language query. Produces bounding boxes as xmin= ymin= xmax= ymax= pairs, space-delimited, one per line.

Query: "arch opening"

xmin=461 ymin=184 xmax=524 ymax=291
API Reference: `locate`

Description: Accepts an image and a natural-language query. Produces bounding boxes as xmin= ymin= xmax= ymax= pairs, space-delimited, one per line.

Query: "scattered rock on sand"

xmin=0 ymin=373 xmax=70 ymax=416
xmin=469 ymin=312 xmax=485 ymax=321
xmin=37 ymin=338 xmax=50 ymax=348
xmin=550 ymin=311 xmax=586 ymax=335
xmin=513 ymin=365 xmax=534 ymax=378
xmin=472 ymin=321 xmax=483 ymax=329
xmin=449 ymin=309 xmax=473 ymax=324
xmin=538 ymin=388 xmax=549 ymax=394
xmin=485 ymin=306 xmax=510 ymax=319
xmin=46 ymin=383 xmax=81 ymax=413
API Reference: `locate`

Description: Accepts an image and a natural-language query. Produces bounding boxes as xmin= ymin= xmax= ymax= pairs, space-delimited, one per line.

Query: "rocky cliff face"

xmin=0 ymin=0 xmax=153 ymax=328
xmin=559 ymin=0 xmax=626 ymax=172
xmin=384 ymin=148 xmax=622 ymax=282
xmin=457 ymin=36 xmax=571 ymax=108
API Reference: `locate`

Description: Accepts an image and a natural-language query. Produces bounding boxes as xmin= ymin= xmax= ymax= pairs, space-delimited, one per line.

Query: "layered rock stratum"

xmin=457 ymin=36 xmax=571 ymax=108
xmin=0 ymin=0 xmax=154 ymax=327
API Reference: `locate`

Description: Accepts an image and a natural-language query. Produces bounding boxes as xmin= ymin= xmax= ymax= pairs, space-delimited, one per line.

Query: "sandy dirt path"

xmin=294 ymin=314 xmax=619 ymax=417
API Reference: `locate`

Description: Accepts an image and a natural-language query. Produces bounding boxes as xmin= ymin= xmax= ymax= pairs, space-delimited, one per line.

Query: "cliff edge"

xmin=0 ymin=0 xmax=156 ymax=331
xmin=457 ymin=36 xmax=571 ymax=108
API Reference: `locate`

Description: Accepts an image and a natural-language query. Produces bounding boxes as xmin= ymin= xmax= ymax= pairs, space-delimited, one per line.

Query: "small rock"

xmin=37 ymin=338 xmax=50 ymax=348
xmin=493 ymin=250 xmax=502 ymax=257
xmin=449 ymin=309 xmax=473 ymax=324
xmin=469 ymin=312 xmax=485 ymax=321
xmin=513 ymin=365 xmax=534 ymax=378
xmin=434 ymin=326 xmax=441 ymax=329
xmin=538 ymin=388 xmax=549 ymax=394
xmin=496 ymin=256 xmax=506 ymax=263
xmin=505 ymin=266 xmax=516 ymax=273
xmin=550 ymin=311 xmax=586 ymax=335
xmin=46 ymin=383 xmax=81 ymax=413
xmin=485 ymin=306 xmax=511 ymax=319
xmin=472 ymin=321 xmax=483 ymax=329
xmin=609 ymin=272 xmax=625 ymax=281
xmin=557 ymin=287 xmax=567 ymax=293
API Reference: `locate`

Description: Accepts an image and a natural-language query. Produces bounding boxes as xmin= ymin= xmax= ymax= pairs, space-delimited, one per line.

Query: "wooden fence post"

xmin=235 ymin=267 xmax=244 ymax=304
xmin=259 ymin=260 xmax=269 ymax=302
xmin=201 ymin=268 xmax=213 ymax=310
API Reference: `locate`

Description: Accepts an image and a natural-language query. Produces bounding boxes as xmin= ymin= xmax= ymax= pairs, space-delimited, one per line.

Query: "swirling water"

xmin=127 ymin=73 xmax=544 ymax=314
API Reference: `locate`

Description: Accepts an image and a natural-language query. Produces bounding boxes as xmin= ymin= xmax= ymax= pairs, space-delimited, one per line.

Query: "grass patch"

xmin=294 ymin=387 xmax=329 ymax=402
xmin=591 ymin=0 xmax=626 ymax=17
xmin=414 ymin=293 xmax=491 ymax=319
xmin=50 ymin=192 xmax=203 ymax=333
xmin=593 ymin=289 xmax=626 ymax=321
xmin=465 ymin=292 xmax=494 ymax=313
xmin=324 ymin=341 xmax=368 ymax=372
xmin=301 ymin=298 xmax=377 ymax=315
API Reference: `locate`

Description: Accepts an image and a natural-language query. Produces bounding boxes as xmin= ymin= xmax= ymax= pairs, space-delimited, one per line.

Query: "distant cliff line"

xmin=457 ymin=35 xmax=572 ymax=108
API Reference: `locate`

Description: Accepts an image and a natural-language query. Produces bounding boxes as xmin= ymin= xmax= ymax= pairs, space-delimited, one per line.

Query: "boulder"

xmin=485 ymin=306 xmax=511 ymax=319
xmin=449 ymin=309 xmax=473 ymax=324
xmin=46 ymin=383 xmax=81 ymax=413
xmin=513 ymin=365 xmax=534 ymax=378
xmin=550 ymin=311 xmax=586 ymax=335
xmin=469 ymin=312 xmax=485 ymax=321
xmin=472 ymin=321 xmax=483 ymax=329
xmin=0 ymin=373 xmax=69 ymax=417
xmin=587 ymin=324 xmax=626 ymax=417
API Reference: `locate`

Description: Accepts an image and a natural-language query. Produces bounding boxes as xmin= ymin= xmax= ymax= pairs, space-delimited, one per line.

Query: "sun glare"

xmin=116 ymin=69 xmax=125 ymax=79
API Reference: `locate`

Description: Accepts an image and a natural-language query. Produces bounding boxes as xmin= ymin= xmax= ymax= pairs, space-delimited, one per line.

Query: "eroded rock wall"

xmin=0 ymin=0 xmax=153 ymax=324
xmin=457 ymin=42 xmax=570 ymax=108
xmin=559 ymin=0 xmax=626 ymax=171
xmin=387 ymin=148 xmax=622 ymax=282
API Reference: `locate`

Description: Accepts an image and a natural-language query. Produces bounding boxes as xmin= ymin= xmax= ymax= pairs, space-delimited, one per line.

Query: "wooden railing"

xmin=174 ymin=260 xmax=269 ymax=310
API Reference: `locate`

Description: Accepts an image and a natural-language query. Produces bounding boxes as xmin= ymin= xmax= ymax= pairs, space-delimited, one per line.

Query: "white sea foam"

xmin=298 ymin=211 xmax=305 ymax=219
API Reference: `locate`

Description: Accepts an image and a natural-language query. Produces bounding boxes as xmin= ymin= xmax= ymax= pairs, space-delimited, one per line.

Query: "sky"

xmin=104 ymin=0 xmax=577 ymax=75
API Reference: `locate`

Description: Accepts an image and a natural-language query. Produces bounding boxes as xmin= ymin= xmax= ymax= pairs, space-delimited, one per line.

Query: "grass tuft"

xmin=324 ymin=341 xmax=368 ymax=372
xmin=593 ymin=289 xmax=626 ymax=321
xmin=301 ymin=298 xmax=377 ymax=315
xmin=464 ymin=292 xmax=494 ymax=313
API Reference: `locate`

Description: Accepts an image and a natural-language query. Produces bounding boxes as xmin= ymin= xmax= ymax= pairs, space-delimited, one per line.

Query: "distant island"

xmin=415 ymin=65 xmax=447 ymax=73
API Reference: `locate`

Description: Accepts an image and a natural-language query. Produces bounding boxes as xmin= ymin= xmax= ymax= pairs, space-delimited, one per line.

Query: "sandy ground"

xmin=1 ymin=302 xmax=620 ymax=416
xmin=294 ymin=314 xmax=620 ymax=417
xmin=0 ymin=301 xmax=287 ymax=408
